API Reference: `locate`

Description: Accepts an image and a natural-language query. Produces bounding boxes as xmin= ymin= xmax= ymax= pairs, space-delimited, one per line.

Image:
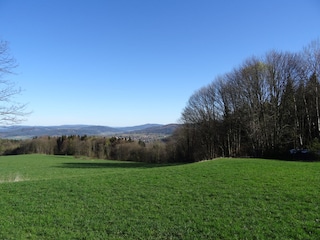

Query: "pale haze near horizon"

xmin=0 ymin=0 xmax=319 ymax=126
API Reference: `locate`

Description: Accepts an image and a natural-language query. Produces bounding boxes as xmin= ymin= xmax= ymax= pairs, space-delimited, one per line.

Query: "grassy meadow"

xmin=0 ymin=154 xmax=319 ymax=239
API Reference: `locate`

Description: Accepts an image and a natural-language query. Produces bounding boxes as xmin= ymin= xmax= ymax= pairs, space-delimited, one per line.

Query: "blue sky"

xmin=0 ymin=0 xmax=319 ymax=126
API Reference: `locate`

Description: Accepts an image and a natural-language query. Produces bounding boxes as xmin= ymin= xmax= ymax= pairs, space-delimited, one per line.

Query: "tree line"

xmin=173 ymin=39 xmax=320 ymax=161
xmin=0 ymin=135 xmax=176 ymax=163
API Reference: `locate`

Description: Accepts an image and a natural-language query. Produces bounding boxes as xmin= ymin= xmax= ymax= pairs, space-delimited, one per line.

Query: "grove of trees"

xmin=174 ymin=39 xmax=320 ymax=161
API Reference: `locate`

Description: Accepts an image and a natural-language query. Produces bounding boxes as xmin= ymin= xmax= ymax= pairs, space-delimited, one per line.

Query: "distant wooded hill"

xmin=0 ymin=124 xmax=179 ymax=139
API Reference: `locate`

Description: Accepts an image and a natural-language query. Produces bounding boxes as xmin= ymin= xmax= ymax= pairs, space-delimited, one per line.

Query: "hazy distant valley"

xmin=0 ymin=124 xmax=179 ymax=140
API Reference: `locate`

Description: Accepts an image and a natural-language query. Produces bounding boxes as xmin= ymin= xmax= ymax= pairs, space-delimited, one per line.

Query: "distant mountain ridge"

xmin=0 ymin=124 xmax=179 ymax=139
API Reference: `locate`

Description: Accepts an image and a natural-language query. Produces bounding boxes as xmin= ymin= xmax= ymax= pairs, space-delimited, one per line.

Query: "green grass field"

xmin=0 ymin=154 xmax=319 ymax=239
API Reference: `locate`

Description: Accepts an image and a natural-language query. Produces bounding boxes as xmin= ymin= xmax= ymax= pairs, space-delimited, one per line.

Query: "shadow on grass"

xmin=57 ymin=161 xmax=181 ymax=169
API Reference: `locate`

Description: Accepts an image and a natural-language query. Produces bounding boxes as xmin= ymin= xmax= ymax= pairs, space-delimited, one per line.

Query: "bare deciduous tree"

xmin=303 ymin=39 xmax=320 ymax=138
xmin=0 ymin=40 xmax=28 ymax=124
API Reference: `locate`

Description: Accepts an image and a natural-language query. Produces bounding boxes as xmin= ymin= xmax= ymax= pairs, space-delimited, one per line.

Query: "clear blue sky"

xmin=0 ymin=0 xmax=319 ymax=126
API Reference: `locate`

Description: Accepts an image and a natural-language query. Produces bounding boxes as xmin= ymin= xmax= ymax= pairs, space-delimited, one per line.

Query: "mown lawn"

xmin=0 ymin=154 xmax=319 ymax=239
